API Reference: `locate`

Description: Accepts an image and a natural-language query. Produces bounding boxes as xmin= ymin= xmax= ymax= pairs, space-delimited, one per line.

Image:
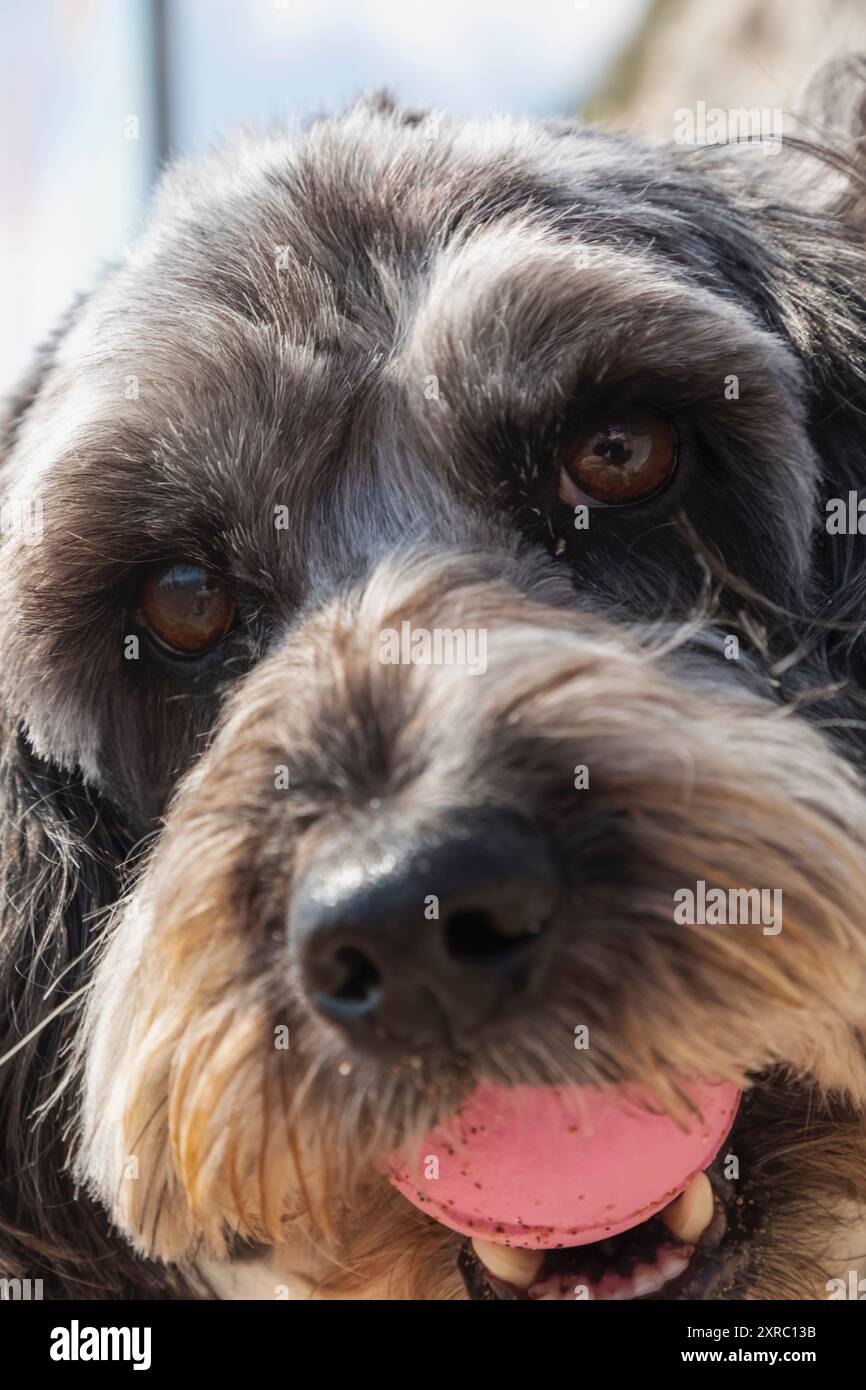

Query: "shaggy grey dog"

xmin=3 ymin=80 xmax=866 ymax=1300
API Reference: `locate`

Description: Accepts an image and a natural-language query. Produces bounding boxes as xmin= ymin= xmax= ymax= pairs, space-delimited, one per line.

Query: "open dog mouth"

xmin=458 ymin=1158 xmax=748 ymax=1300
xmin=389 ymin=1079 xmax=750 ymax=1301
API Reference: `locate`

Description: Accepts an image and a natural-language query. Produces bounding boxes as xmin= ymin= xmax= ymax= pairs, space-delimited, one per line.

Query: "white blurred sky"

xmin=169 ymin=0 xmax=647 ymax=146
xmin=0 ymin=0 xmax=647 ymax=386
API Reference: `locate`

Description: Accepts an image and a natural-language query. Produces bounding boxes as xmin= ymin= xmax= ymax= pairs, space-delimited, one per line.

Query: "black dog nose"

xmin=290 ymin=812 xmax=559 ymax=1055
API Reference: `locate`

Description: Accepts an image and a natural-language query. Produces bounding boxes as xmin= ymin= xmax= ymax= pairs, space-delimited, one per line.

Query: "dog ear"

xmin=0 ymin=466 xmax=148 ymax=1293
xmin=732 ymin=55 xmax=866 ymax=230
xmin=732 ymin=58 xmax=866 ymax=670
xmin=799 ymin=59 xmax=866 ymax=670
xmin=0 ymin=733 xmax=198 ymax=1296
xmin=794 ymin=55 xmax=866 ymax=229
xmin=0 ymin=290 xmax=197 ymax=1294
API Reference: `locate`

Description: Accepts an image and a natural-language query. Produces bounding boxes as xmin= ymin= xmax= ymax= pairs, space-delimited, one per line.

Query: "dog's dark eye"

xmin=137 ymin=562 xmax=236 ymax=655
xmin=559 ymin=410 xmax=676 ymax=507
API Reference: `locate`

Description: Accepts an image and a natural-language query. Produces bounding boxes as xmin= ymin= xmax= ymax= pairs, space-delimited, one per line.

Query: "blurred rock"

xmin=586 ymin=0 xmax=866 ymax=137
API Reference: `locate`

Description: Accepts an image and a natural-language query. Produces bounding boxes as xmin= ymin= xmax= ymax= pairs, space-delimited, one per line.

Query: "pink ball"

xmin=389 ymin=1080 xmax=740 ymax=1248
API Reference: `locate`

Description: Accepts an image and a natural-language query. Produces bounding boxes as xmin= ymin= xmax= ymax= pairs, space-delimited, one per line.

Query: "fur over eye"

xmin=137 ymin=561 xmax=236 ymax=655
xmin=559 ymin=410 xmax=677 ymax=507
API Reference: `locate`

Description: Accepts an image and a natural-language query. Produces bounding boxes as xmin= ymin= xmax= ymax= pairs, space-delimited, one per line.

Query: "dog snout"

xmin=289 ymin=811 xmax=559 ymax=1054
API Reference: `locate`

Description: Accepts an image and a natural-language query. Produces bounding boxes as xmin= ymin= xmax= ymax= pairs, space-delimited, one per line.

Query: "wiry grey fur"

xmin=3 ymin=77 xmax=866 ymax=1298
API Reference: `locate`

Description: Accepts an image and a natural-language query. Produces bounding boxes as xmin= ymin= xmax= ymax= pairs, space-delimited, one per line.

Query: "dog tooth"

xmin=632 ymin=1263 xmax=667 ymax=1297
xmin=659 ymin=1249 xmax=692 ymax=1282
xmin=659 ymin=1171 xmax=714 ymax=1245
xmin=471 ymin=1239 xmax=543 ymax=1289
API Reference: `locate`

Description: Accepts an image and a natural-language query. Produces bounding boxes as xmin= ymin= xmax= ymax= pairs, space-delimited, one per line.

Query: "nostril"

xmin=444 ymin=908 xmax=542 ymax=966
xmin=309 ymin=939 xmax=380 ymax=1017
xmin=331 ymin=945 xmax=382 ymax=1003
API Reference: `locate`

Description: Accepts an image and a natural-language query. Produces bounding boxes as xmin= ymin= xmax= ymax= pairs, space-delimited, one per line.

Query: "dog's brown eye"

xmin=137 ymin=562 xmax=236 ymax=655
xmin=559 ymin=410 xmax=676 ymax=507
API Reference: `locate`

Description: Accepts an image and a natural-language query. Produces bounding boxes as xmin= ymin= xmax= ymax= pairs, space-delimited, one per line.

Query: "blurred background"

xmin=2 ymin=0 xmax=865 ymax=389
